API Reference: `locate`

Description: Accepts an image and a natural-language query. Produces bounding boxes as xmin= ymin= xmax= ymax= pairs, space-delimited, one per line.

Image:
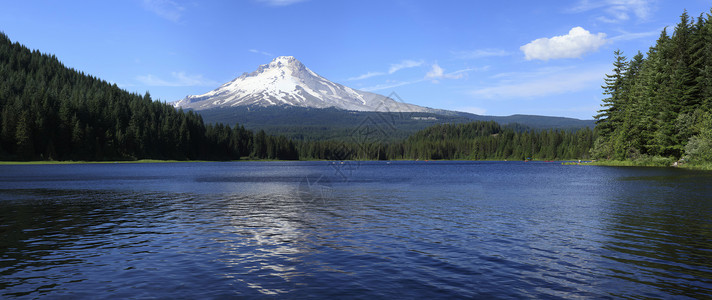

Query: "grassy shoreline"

xmin=0 ymin=159 xmax=215 ymax=165
xmin=1 ymin=158 xmax=588 ymax=165
xmin=562 ymin=159 xmax=712 ymax=171
xmin=9 ymin=158 xmax=711 ymax=171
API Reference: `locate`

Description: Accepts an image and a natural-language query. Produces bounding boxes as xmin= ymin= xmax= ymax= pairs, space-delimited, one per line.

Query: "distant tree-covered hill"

xmin=196 ymin=105 xmax=594 ymax=141
xmin=395 ymin=121 xmax=594 ymax=160
xmin=293 ymin=120 xmax=595 ymax=161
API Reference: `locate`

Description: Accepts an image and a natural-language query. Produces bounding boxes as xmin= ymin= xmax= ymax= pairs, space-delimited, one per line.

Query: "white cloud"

xmin=142 ymin=0 xmax=185 ymax=22
xmin=249 ymin=49 xmax=274 ymax=57
xmin=569 ymin=0 xmax=653 ymax=23
xmin=470 ymin=66 xmax=608 ymax=99
xmin=452 ymin=49 xmax=511 ymax=59
xmin=520 ymin=27 xmax=608 ymax=61
xmin=426 ymin=64 xmax=444 ymax=79
xmin=136 ymin=72 xmax=219 ymax=87
xmin=388 ymin=60 xmax=424 ymax=74
xmin=256 ymin=0 xmax=308 ymax=6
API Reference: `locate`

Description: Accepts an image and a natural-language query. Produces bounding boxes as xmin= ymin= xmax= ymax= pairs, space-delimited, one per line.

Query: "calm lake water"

xmin=1 ymin=161 xmax=711 ymax=299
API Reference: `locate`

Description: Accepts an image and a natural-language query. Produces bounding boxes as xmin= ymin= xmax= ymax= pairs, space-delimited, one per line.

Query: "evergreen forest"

xmin=593 ymin=9 xmax=712 ymax=166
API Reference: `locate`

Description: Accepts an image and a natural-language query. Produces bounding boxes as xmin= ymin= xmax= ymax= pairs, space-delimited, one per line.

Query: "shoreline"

xmin=0 ymin=159 xmax=215 ymax=165
xmin=562 ymin=160 xmax=712 ymax=171
xmin=6 ymin=158 xmax=710 ymax=170
xmin=1 ymin=158 xmax=590 ymax=165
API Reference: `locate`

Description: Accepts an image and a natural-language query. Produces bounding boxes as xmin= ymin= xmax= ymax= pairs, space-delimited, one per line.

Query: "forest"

xmin=294 ymin=122 xmax=593 ymax=161
xmin=593 ymin=9 xmax=712 ymax=166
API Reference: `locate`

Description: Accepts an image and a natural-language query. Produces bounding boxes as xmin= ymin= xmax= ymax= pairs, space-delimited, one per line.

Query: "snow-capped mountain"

xmin=173 ymin=56 xmax=438 ymax=113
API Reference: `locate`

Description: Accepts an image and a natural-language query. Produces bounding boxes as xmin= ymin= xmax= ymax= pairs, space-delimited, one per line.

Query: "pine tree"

xmin=14 ymin=110 xmax=33 ymax=159
xmin=595 ymin=50 xmax=628 ymax=135
xmin=592 ymin=50 xmax=628 ymax=159
xmin=696 ymin=10 xmax=712 ymax=111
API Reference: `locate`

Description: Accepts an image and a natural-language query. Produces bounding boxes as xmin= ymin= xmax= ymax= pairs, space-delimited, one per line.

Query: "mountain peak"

xmin=173 ymin=57 xmax=438 ymax=113
xmin=266 ymin=56 xmax=302 ymax=69
xmin=243 ymin=55 xmax=307 ymax=79
xmin=271 ymin=55 xmax=298 ymax=64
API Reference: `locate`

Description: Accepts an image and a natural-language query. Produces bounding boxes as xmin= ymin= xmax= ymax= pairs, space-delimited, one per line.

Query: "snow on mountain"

xmin=173 ymin=56 xmax=439 ymax=113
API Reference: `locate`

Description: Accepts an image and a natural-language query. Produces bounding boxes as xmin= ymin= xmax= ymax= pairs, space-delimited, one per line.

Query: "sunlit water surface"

xmin=1 ymin=161 xmax=711 ymax=298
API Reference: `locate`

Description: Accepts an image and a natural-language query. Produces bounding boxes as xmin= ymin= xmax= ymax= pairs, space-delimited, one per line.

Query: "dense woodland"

xmin=294 ymin=122 xmax=594 ymax=161
xmin=594 ymin=9 xmax=712 ymax=165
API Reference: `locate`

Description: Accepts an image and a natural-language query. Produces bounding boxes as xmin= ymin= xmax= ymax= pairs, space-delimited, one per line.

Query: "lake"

xmin=1 ymin=161 xmax=711 ymax=298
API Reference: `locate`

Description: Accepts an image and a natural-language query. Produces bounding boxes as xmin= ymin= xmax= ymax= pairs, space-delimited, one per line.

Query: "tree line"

xmin=291 ymin=121 xmax=594 ymax=161
xmin=593 ymin=9 xmax=712 ymax=164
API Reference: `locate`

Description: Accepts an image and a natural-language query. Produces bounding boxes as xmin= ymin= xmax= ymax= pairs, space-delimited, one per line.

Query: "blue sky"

xmin=2 ymin=0 xmax=711 ymax=119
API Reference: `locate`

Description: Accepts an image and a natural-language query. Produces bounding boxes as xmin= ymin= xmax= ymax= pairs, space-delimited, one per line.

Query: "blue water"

xmin=1 ymin=161 xmax=711 ymax=298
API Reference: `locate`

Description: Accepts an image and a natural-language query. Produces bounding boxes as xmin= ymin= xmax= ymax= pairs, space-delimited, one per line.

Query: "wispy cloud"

xmin=425 ymin=64 xmax=473 ymax=82
xmin=451 ymin=49 xmax=512 ymax=59
xmin=490 ymin=66 xmax=576 ymax=80
xmin=348 ymin=71 xmax=386 ymax=81
xmin=348 ymin=59 xmax=424 ymax=81
xmin=364 ymin=65 xmax=482 ymax=90
xmin=569 ymin=0 xmax=654 ymax=23
xmin=136 ymin=72 xmax=219 ymax=87
xmin=256 ymin=0 xmax=308 ymax=7
xmin=361 ymin=79 xmax=425 ymax=92
xmin=610 ymin=28 xmax=660 ymax=41
xmin=142 ymin=0 xmax=185 ymax=22
xmin=521 ymin=27 xmax=608 ymax=61
xmin=458 ymin=106 xmax=488 ymax=115
xmin=388 ymin=60 xmax=424 ymax=74
xmin=249 ymin=49 xmax=274 ymax=57
xmin=471 ymin=66 xmax=608 ymax=99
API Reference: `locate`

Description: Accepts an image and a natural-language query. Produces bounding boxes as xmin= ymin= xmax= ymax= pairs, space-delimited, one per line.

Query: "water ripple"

xmin=0 ymin=162 xmax=711 ymax=298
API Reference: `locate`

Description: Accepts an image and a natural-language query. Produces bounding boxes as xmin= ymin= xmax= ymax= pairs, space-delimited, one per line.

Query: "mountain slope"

xmin=174 ymin=56 xmax=440 ymax=113
xmin=0 ymin=32 xmax=252 ymax=161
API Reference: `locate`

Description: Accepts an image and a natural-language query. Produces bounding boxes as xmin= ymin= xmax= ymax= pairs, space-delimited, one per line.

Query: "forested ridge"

xmin=0 ymin=32 xmax=299 ymax=161
xmin=593 ymin=9 xmax=712 ymax=166
xmin=196 ymin=105 xmax=594 ymax=142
